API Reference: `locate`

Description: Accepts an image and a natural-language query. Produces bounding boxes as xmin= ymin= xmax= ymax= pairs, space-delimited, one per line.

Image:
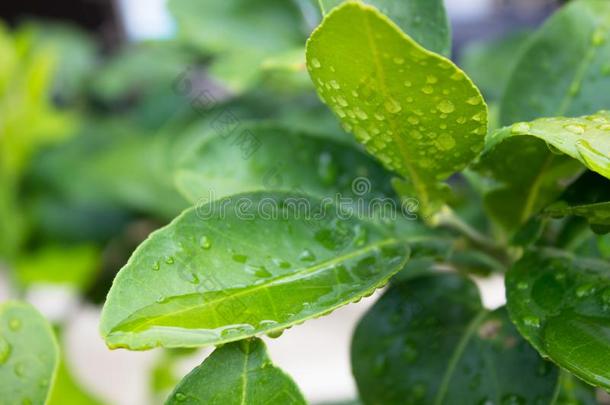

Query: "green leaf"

xmin=476 ymin=111 xmax=610 ymax=231
xmin=165 ymin=338 xmax=306 ymax=404
xmin=48 ymin=357 xmax=105 ymax=405
xmin=556 ymin=371 xmax=598 ymax=405
xmin=500 ymin=0 xmax=610 ymax=126
xmin=0 ymin=301 xmax=59 ymax=405
xmin=168 ymin=0 xmax=306 ymax=92
xmin=506 ymin=248 xmax=610 ymax=390
xmin=173 ymin=122 xmax=394 ymax=204
xmin=100 ymin=192 xmax=409 ymax=350
xmin=306 ymin=2 xmax=487 ymax=218
xmin=545 ymin=171 xmax=610 ymax=234
xmin=319 ymin=0 xmax=451 ymax=56
xmin=16 ymin=244 xmax=101 ymax=290
xmin=351 ymin=273 xmax=559 ymax=405
xmin=459 ymin=31 xmax=531 ymax=101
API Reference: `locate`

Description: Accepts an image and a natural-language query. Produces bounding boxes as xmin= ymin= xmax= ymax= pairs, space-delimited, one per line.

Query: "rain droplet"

xmin=466 ymin=96 xmax=481 ymax=106
xmin=393 ymin=57 xmax=405 ymax=65
xmin=511 ymin=122 xmax=531 ymax=134
xmin=233 ymin=254 xmax=248 ymax=264
xmin=337 ymin=96 xmax=348 ymax=107
xmin=354 ymin=108 xmax=368 ymax=120
xmin=404 ymin=80 xmax=412 ymax=87
xmin=437 ymin=134 xmax=456 ymax=151
xmin=421 ymin=86 xmax=434 ymax=95
xmin=246 ymin=264 xmax=272 ymax=278
xmin=575 ymin=283 xmax=595 ymax=298
xmin=199 ymin=236 xmax=212 ymax=249
xmin=311 ymin=58 xmax=321 ymax=68
xmin=564 ymin=124 xmax=585 ymax=135
xmin=523 ymin=316 xmax=540 ymax=328
xmin=266 ymin=329 xmax=284 ymax=339
xmin=384 ymin=98 xmax=402 ymax=114
xmin=426 ymin=75 xmax=438 ymax=84
xmin=437 ymin=100 xmax=455 ymax=114
xmin=329 ymin=80 xmax=340 ymax=90
xmin=151 ymin=261 xmax=160 ymax=271
xmin=9 ymin=318 xmax=21 ymax=331
xmin=175 ymin=392 xmax=187 ymax=402
xmin=298 ymin=249 xmax=316 ymax=262
xmin=0 ymin=336 xmax=11 ymax=364
xmin=165 ymin=256 xmax=175 ymax=265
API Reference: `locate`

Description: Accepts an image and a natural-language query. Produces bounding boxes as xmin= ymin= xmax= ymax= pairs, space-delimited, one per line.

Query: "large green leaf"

xmin=165 ymin=338 xmax=305 ymax=404
xmin=500 ymin=0 xmax=610 ymax=126
xmin=0 ymin=301 xmax=59 ymax=404
xmin=306 ymin=2 xmax=487 ymax=218
xmin=545 ymin=170 xmax=610 ymax=234
xmin=476 ymin=111 xmax=610 ymax=231
xmin=351 ymin=274 xmax=559 ymax=405
xmin=319 ymin=0 xmax=450 ymax=56
xmin=174 ymin=122 xmax=393 ymax=204
xmin=100 ymin=192 xmax=409 ymax=350
xmin=506 ymin=249 xmax=610 ymax=389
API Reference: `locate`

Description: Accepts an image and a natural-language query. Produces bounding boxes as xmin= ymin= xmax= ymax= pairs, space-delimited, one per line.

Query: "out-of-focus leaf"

xmin=545 ymin=170 xmax=610 ymax=234
xmin=16 ymin=244 xmax=100 ymax=290
xmin=500 ymin=0 xmax=610 ymax=126
xmin=319 ymin=0 xmax=450 ymax=56
xmin=168 ymin=0 xmax=307 ymax=92
xmin=475 ymin=111 xmax=610 ymax=231
xmin=100 ymin=192 xmax=409 ymax=350
xmin=34 ymin=119 xmax=189 ymax=220
xmin=306 ymin=2 xmax=487 ymax=218
xmin=459 ymin=31 xmax=530 ymax=101
xmin=352 ymin=274 xmax=559 ymax=405
xmin=165 ymin=338 xmax=306 ymax=404
xmin=556 ymin=371 xmax=598 ymax=405
xmin=0 ymin=301 xmax=59 ymax=404
xmin=506 ymin=248 xmax=610 ymax=390
xmin=173 ymin=122 xmax=393 ymax=204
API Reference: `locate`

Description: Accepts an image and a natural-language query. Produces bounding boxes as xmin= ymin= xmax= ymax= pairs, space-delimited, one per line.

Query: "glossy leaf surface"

xmin=306 ymin=2 xmax=487 ymax=217
xmin=476 ymin=111 xmax=610 ymax=231
xmin=166 ymin=338 xmax=305 ymax=404
xmin=319 ymin=0 xmax=450 ymax=56
xmin=0 ymin=301 xmax=59 ymax=405
xmin=100 ymin=192 xmax=409 ymax=350
xmin=174 ymin=123 xmax=393 ymax=204
xmin=500 ymin=0 xmax=610 ymax=126
xmin=506 ymin=249 xmax=610 ymax=389
xmin=352 ymin=274 xmax=559 ymax=405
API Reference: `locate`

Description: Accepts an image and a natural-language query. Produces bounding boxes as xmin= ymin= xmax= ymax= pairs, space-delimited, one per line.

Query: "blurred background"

xmin=0 ymin=0 xmax=565 ymax=404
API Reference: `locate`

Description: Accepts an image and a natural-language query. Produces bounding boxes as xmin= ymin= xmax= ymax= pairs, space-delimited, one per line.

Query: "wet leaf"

xmin=352 ymin=274 xmax=559 ymax=405
xmin=0 ymin=301 xmax=59 ymax=405
xmin=306 ymin=2 xmax=487 ymax=218
xmin=506 ymin=248 xmax=610 ymax=390
xmin=319 ymin=0 xmax=451 ymax=56
xmin=476 ymin=111 xmax=610 ymax=231
xmin=500 ymin=0 xmax=610 ymax=126
xmin=100 ymin=192 xmax=409 ymax=350
xmin=165 ymin=338 xmax=305 ymax=404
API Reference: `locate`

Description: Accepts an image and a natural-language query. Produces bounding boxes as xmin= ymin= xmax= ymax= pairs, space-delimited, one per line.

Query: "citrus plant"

xmin=3 ymin=0 xmax=610 ymax=404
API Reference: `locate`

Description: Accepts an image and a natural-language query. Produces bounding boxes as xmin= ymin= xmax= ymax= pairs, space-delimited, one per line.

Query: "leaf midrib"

xmin=111 ymin=237 xmax=403 ymax=333
xmin=433 ymin=309 xmax=489 ymax=405
xmin=360 ymin=8 xmax=431 ymax=209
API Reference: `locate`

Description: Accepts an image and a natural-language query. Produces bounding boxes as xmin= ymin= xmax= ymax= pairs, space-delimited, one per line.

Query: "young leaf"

xmin=351 ymin=274 xmax=559 ymax=405
xmin=545 ymin=171 xmax=610 ymax=234
xmin=476 ymin=111 xmax=610 ymax=231
xmin=500 ymin=0 xmax=610 ymax=126
xmin=306 ymin=2 xmax=487 ymax=218
xmin=0 ymin=301 xmax=59 ymax=405
xmin=166 ymin=338 xmax=306 ymax=404
xmin=318 ymin=0 xmax=451 ymax=56
xmin=100 ymin=192 xmax=409 ymax=350
xmin=173 ymin=123 xmax=394 ymax=204
xmin=506 ymin=248 xmax=610 ymax=390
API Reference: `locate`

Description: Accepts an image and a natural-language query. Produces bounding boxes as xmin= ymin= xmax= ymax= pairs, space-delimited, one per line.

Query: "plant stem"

xmin=317 ymin=0 xmax=326 ymax=15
